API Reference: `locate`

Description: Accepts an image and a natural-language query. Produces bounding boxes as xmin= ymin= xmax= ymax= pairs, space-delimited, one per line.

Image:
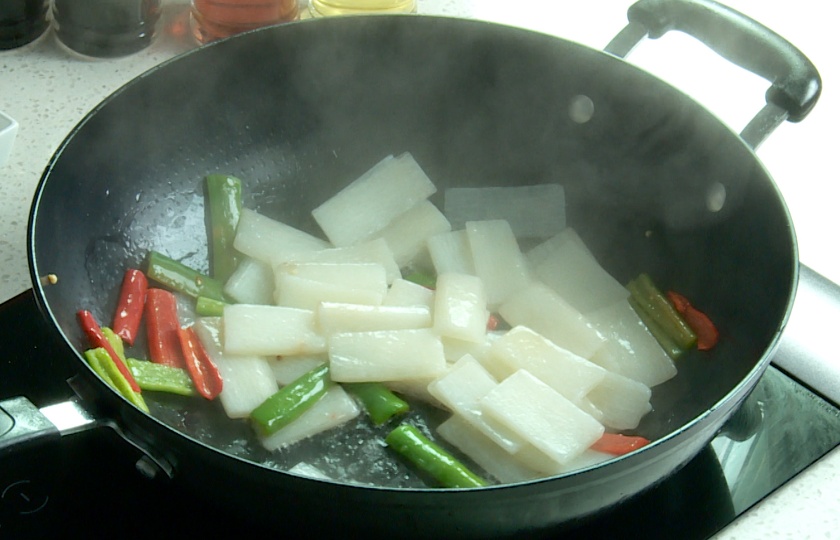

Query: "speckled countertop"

xmin=1 ymin=0 xmax=837 ymax=537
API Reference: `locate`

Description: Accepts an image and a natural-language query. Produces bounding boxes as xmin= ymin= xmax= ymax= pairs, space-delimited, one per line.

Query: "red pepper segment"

xmin=145 ymin=288 xmax=185 ymax=368
xmin=112 ymin=268 xmax=148 ymax=345
xmin=666 ymin=291 xmax=719 ymax=351
xmin=77 ymin=309 xmax=141 ymax=393
xmin=178 ymin=325 xmax=223 ymax=400
xmin=590 ymin=433 xmax=651 ymax=455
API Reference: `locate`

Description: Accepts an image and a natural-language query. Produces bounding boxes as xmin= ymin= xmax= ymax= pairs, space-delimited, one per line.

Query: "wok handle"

xmin=605 ymin=0 xmax=821 ymax=148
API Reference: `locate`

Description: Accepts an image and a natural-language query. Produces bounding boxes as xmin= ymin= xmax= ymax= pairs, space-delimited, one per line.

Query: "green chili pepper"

xmin=83 ymin=348 xmax=149 ymax=413
xmin=628 ymin=297 xmax=686 ymax=360
xmin=146 ymin=250 xmax=227 ymax=302
xmin=345 ymin=382 xmax=409 ymax=425
xmin=627 ymin=273 xmax=697 ymax=351
xmin=404 ymin=271 xmax=436 ymax=289
xmin=251 ymin=363 xmax=331 ymax=437
xmin=196 ymin=295 xmax=227 ymax=317
xmin=205 ymin=174 xmax=242 ymax=283
xmin=126 ymin=358 xmax=196 ymax=397
xmin=385 ymin=423 xmax=487 ymax=488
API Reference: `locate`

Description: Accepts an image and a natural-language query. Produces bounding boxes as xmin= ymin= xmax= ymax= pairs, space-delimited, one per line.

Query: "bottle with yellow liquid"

xmin=308 ymin=0 xmax=416 ymax=17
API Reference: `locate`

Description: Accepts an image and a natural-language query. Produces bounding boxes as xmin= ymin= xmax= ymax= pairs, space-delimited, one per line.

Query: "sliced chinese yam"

xmin=311 ymin=152 xmax=437 ymax=247
xmin=328 ymin=328 xmax=447 ymax=383
xmin=514 ymin=444 xmax=612 ymax=476
xmin=585 ymin=299 xmax=677 ymax=387
xmin=466 ymin=220 xmax=532 ymax=308
xmin=375 ymin=200 xmax=452 ymax=269
xmin=427 ymin=229 xmax=475 ymax=276
xmin=268 ymin=354 xmax=329 ymax=385
xmin=427 ymin=355 xmax=526 ymax=453
xmin=193 ymin=317 xmax=279 ymax=419
xmin=233 ymin=208 xmax=330 ymax=265
xmin=276 ymin=238 xmax=400 ymax=285
xmin=525 ymin=228 xmax=629 ymax=314
xmin=382 ymin=278 xmax=435 ymax=309
xmin=224 ymin=257 xmax=275 ymax=305
xmin=444 ymin=184 xmax=566 ymax=239
xmin=260 ymin=385 xmax=361 ymax=451
xmin=487 ymin=326 xmax=606 ymax=404
xmin=433 ymin=272 xmax=489 ymax=343
xmin=274 ymin=262 xmax=388 ymax=310
xmin=223 ymin=304 xmax=326 ymax=356
xmin=437 ymin=415 xmax=540 ymax=484
xmin=586 ymin=371 xmax=652 ymax=431
xmin=480 ymin=370 xmax=604 ymax=465
xmin=317 ymin=302 xmax=432 ymax=335
xmin=498 ymin=282 xmax=606 ymax=359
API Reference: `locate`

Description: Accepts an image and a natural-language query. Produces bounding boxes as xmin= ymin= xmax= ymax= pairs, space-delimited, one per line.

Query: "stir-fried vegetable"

xmin=144 ymin=288 xmax=184 ymax=368
xmin=178 ymin=325 xmax=223 ymax=400
xmin=344 ymin=382 xmax=409 ymax=425
xmin=250 ymin=363 xmax=332 ymax=437
xmin=385 ymin=423 xmax=488 ymax=488
xmin=146 ymin=250 xmax=227 ymax=302
xmin=126 ymin=358 xmax=196 ymax=396
xmin=111 ymin=268 xmax=147 ymax=345
xmin=627 ymin=273 xmax=697 ymax=352
xmin=77 ymin=309 xmax=141 ymax=393
xmin=205 ymin=174 xmax=242 ymax=282
xmin=83 ymin=347 xmax=149 ymax=412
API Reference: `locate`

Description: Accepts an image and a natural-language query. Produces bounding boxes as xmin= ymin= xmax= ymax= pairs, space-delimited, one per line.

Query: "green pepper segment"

xmin=146 ymin=250 xmax=227 ymax=302
xmin=345 ymin=382 xmax=409 ymax=425
xmin=83 ymin=348 xmax=150 ymax=413
xmin=628 ymin=297 xmax=685 ymax=360
xmin=196 ymin=295 xmax=228 ymax=317
xmin=404 ymin=271 xmax=436 ymax=289
xmin=205 ymin=174 xmax=242 ymax=283
xmin=251 ymin=363 xmax=331 ymax=437
xmin=627 ymin=273 xmax=697 ymax=351
xmin=385 ymin=423 xmax=488 ymax=489
xmin=126 ymin=358 xmax=197 ymax=396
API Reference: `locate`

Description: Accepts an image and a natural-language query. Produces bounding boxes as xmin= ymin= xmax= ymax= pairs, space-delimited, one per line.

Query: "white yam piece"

xmin=328 ymin=328 xmax=447 ymax=382
xmin=260 ymin=385 xmax=361 ymax=451
xmin=233 ymin=208 xmax=330 ymax=265
xmin=480 ymin=370 xmax=604 ymax=465
xmin=223 ymin=304 xmax=326 ymax=356
xmin=317 ymin=302 xmax=432 ymax=335
xmin=586 ymin=371 xmax=652 ymax=430
xmin=466 ymin=220 xmax=532 ymax=308
xmin=525 ymin=228 xmax=630 ymax=314
xmin=382 ymin=278 xmax=435 ymax=310
xmin=444 ymin=184 xmax=566 ymax=239
xmin=487 ymin=326 xmax=606 ymax=404
xmin=268 ymin=354 xmax=329 ymax=385
xmin=275 ymin=238 xmax=400 ymax=285
xmin=311 ymin=152 xmax=437 ymax=247
xmin=437 ymin=415 xmax=540 ymax=484
xmin=498 ymin=282 xmax=606 ymax=359
xmin=375 ymin=200 xmax=452 ymax=269
xmin=427 ymin=229 xmax=475 ymax=276
xmin=274 ymin=262 xmax=388 ymax=310
xmin=427 ymin=355 xmax=526 ymax=453
xmin=193 ymin=317 xmax=279 ymax=418
xmin=224 ymin=257 xmax=275 ymax=305
xmin=514 ymin=445 xmax=613 ymax=476
xmin=586 ymin=299 xmax=677 ymax=387
xmin=433 ymin=272 xmax=488 ymax=343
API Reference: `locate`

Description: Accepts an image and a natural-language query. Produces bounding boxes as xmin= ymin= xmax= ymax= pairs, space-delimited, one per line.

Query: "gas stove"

xmin=2 ymin=286 xmax=838 ymax=538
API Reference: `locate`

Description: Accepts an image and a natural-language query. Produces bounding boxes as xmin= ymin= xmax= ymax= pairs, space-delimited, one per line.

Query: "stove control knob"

xmin=1 ymin=479 xmax=49 ymax=515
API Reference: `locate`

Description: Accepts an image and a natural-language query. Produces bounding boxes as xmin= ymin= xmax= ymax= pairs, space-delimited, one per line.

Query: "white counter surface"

xmin=1 ymin=1 xmax=837 ymax=537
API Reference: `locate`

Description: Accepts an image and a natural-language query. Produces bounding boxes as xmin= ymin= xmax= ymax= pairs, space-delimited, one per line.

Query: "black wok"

xmin=1 ymin=0 xmax=824 ymax=537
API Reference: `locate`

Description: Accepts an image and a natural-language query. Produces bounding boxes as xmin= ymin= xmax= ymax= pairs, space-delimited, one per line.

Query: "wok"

xmin=0 ymin=0 xmax=825 ymax=537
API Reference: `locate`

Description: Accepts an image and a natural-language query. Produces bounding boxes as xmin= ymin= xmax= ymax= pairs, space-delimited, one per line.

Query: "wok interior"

xmin=31 ymin=16 xmax=795 ymax=485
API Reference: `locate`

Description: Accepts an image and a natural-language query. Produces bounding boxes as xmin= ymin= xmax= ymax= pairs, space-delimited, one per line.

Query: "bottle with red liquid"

xmin=0 ymin=0 xmax=49 ymax=50
xmin=191 ymin=0 xmax=300 ymax=44
xmin=52 ymin=0 xmax=162 ymax=58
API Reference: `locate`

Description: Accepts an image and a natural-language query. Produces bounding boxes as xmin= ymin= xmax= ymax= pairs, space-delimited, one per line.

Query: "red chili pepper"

xmin=486 ymin=313 xmax=500 ymax=331
xmin=591 ymin=433 xmax=651 ymax=455
xmin=178 ymin=325 xmax=223 ymax=400
xmin=112 ymin=268 xmax=148 ymax=346
xmin=77 ymin=309 xmax=141 ymax=393
xmin=666 ymin=291 xmax=719 ymax=351
xmin=145 ymin=288 xmax=185 ymax=368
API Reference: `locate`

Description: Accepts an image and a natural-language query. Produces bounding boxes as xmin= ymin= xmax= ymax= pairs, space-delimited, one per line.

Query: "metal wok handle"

xmin=605 ymin=0 xmax=821 ymax=149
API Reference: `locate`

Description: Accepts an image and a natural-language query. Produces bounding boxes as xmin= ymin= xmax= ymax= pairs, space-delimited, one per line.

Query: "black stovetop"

xmin=1 ymin=289 xmax=839 ymax=538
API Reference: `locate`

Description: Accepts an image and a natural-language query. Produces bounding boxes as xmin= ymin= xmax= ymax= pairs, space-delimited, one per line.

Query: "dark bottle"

xmin=52 ymin=0 xmax=162 ymax=58
xmin=0 ymin=0 xmax=49 ymax=50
